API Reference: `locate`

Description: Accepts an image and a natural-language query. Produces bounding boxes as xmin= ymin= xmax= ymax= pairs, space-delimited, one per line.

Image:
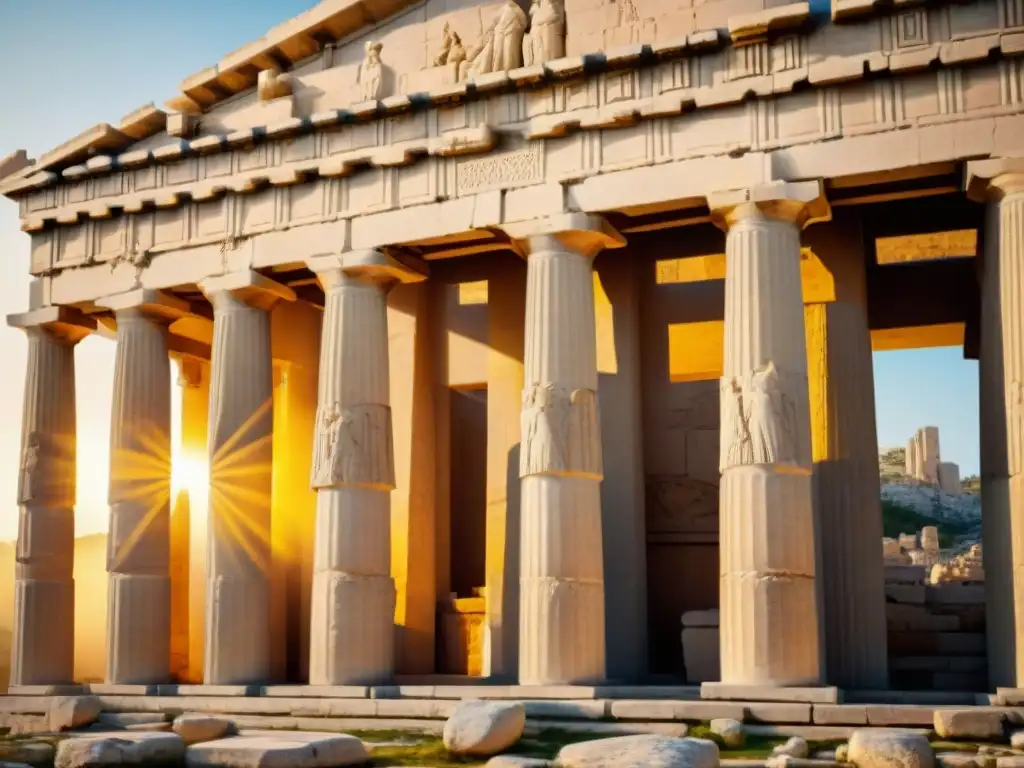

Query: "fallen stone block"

xmin=848 ymin=728 xmax=935 ymax=768
xmin=556 ymin=734 xmax=719 ymax=768
xmin=173 ymin=714 xmax=234 ymax=745
xmin=934 ymin=710 xmax=1004 ymax=740
xmin=711 ymin=718 xmax=745 ymax=747
xmin=773 ymin=737 xmax=809 ymax=758
xmin=936 ymin=753 xmax=992 ymax=768
xmin=185 ymin=730 xmax=367 ymax=768
xmin=56 ymin=732 xmax=186 ymax=768
xmin=443 ymin=700 xmax=526 ymax=757
xmin=96 ymin=712 xmax=171 ymax=729
xmin=0 ymin=742 xmax=55 ymax=765
xmin=50 ymin=697 xmax=103 ymax=732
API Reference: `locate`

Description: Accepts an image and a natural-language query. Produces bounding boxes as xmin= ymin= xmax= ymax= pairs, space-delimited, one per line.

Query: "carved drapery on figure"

xmin=310 ymin=402 xmax=396 ymax=490
xmin=522 ymin=0 xmax=565 ymax=67
xmin=718 ymin=361 xmax=805 ymax=471
xmin=358 ymin=41 xmax=384 ymax=101
xmin=17 ymin=431 xmax=43 ymax=505
xmin=520 ymin=383 xmax=602 ymax=478
xmin=434 ymin=22 xmax=468 ymax=69
xmin=464 ymin=0 xmax=527 ymax=79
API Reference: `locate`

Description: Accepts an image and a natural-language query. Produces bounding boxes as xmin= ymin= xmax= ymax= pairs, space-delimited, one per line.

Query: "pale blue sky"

xmin=0 ymin=1 xmax=980 ymax=539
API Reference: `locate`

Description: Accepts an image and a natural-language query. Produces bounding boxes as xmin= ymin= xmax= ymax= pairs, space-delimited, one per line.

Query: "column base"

xmin=309 ymin=571 xmax=395 ymax=686
xmin=11 ymin=578 xmax=74 ymax=686
xmin=106 ymin=574 xmax=171 ymax=684
xmin=205 ymin=576 xmax=270 ymax=685
xmin=701 ymin=682 xmax=840 ymax=704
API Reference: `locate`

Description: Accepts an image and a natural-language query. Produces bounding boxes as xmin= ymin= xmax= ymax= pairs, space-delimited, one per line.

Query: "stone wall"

xmin=885 ymin=564 xmax=987 ymax=691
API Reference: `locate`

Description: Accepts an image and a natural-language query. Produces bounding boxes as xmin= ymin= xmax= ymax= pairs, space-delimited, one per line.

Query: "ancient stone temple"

xmin=2 ymin=0 xmax=1023 ymax=700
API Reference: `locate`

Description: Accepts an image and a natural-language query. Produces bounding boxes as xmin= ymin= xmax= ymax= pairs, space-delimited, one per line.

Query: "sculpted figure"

xmin=521 ymin=384 xmax=570 ymax=475
xmin=434 ymin=22 xmax=468 ymax=69
xmin=464 ymin=0 xmax=527 ymax=78
xmin=747 ymin=361 xmax=786 ymax=464
xmin=358 ymin=41 xmax=384 ymax=101
xmin=522 ymin=0 xmax=565 ymax=67
xmin=311 ymin=403 xmax=343 ymax=488
xmin=18 ymin=432 xmax=41 ymax=504
xmin=719 ymin=376 xmax=749 ymax=471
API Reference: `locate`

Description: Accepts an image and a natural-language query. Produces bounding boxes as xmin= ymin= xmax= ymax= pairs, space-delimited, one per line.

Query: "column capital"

xmin=96 ymin=289 xmax=193 ymax=324
xmin=306 ymin=248 xmax=428 ymax=286
xmin=502 ymin=213 xmax=626 ymax=259
xmin=966 ymin=158 xmax=1024 ymax=202
xmin=199 ymin=270 xmax=296 ymax=312
xmin=708 ymin=180 xmax=831 ymax=231
xmin=7 ymin=305 xmax=95 ymax=344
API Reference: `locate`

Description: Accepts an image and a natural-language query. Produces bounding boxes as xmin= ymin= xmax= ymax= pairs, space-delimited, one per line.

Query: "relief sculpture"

xmin=358 ymin=41 xmax=385 ymax=101
xmin=434 ymin=23 xmax=468 ymax=70
xmin=718 ymin=361 xmax=803 ymax=472
xmin=310 ymin=402 xmax=395 ymax=490
xmin=464 ymin=0 xmax=528 ymax=79
xmin=520 ymin=383 xmax=602 ymax=479
xmin=522 ymin=0 xmax=565 ymax=67
xmin=17 ymin=431 xmax=42 ymax=505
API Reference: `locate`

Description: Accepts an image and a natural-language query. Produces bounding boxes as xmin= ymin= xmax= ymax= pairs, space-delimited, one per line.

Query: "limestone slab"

xmin=813 ymin=705 xmax=869 ymax=726
xmin=261 ymin=686 xmax=368 ymax=699
xmin=934 ymin=710 xmax=1006 ymax=740
xmin=702 ymin=685 xmax=839 ymax=704
xmin=185 ymin=730 xmax=368 ymax=768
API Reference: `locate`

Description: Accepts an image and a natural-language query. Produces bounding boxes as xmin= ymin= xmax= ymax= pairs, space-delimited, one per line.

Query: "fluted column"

xmin=711 ymin=182 xmax=828 ymax=688
xmin=505 ymin=213 xmax=624 ymax=685
xmin=99 ymin=291 xmax=190 ymax=683
xmin=804 ymin=214 xmax=889 ymax=690
xmin=307 ymin=264 xmax=395 ymax=685
xmin=968 ymin=160 xmax=1024 ymax=688
xmin=7 ymin=306 xmax=94 ymax=686
xmin=199 ymin=271 xmax=295 ymax=684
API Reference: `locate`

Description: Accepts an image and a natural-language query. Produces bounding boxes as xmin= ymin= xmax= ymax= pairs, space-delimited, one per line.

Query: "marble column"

xmin=7 ymin=307 xmax=94 ymax=686
xmin=99 ymin=291 xmax=188 ymax=684
xmin=308 ymin=267 xmax=395 ymax=685
xmin=305 ymin=249 xmax=425 ymax=685
xmin=506 ymin=213 xmax=624 ymax=686
xmin=710 ymin=182 xmax=827 ymax=688
xmin=199 ymin=271 xmax=295 ymax=685
xmin=804 ymin=213 xmax=888 ymax=689
xmin=968 ymin=159 xmax=1024 ymax=688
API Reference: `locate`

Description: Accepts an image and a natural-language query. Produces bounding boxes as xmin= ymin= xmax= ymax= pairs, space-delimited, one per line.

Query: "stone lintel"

xmin=502 ymin=213 xmax=626 ymax=258
xmin=167 ymin=335 xmax=212 ymax=362
xmin=729 ymin=1 xmax=810 ymax=44
xmin=708 ymin=180 xmax=831 ymax=231
xmin=965 ymin=158 xmax=1024 ymax=202
xmin=7 ymin=305 xmax=96 ymax=343
xmin=701 ymin=682 xmax=841 ymax=704
xmin=97 ymin=288 xmax=192 ymax=322
xmin=306 ymin=248 xmax=428 ymax=284
xmin=199 ymin=270 xmax=297 ymax=311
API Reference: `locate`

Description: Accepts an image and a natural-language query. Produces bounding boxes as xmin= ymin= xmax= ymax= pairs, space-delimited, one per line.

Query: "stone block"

xmin=88 ymin=685 xmax=160 ymax=696
xmin=746 ymin=703 xmax=813 ymax=724
xmin=927 ymin=585 xmax=987 ymax=605
xmin=521 ymin=700 xmax=607 ymax=720
xmin=682 ymin=627 xmax=720 ymax=683
xmin=608 ymin=700 xmax=745 ymax=721
xmin=887 ymin=584 xmax=927 ymax=604
xmin=185 ymin=730 xmax=368 ymax=768
xmin=96 ymin=712 xmax=171 ymax=728
xmin=934 ymin=709 xmax=1005 ymax=740
xmin=886 ymin=566 xmax=928 ymax=584
xmin=701 ymin=684 xmax=839 ymax=704
xmin=812 ymin=705 xmax=868 ymax=726
xmin=262 ymin=686 xmax=368 ymax=698
xmin=593 ymin=686 xmax=700 ymax=700
xmin=682 ymin=610 xmax=720 ymax=628
xmin=864 ymin=705 xmax=941 ymax=727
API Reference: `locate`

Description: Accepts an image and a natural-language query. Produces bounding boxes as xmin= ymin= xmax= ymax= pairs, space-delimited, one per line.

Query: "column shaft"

xmin=205 ymin=292 xmax=274 ymax=684
xmin=980 ymin=188 xmax=1024 ymax=687
xmin=519 ymin=238 xmax=606 ymax=685
xmin=806 ymin=301 xmax=888 ymax=689
xmin=12 ymin=327 xmax=78 ymax=686
xmin=718 ymin=204 xmax=821 ymax=686
xmin=106 ymin=310 xmax=172 ymax=683
xmin=309 ymin=271 xmax=396 ymax=685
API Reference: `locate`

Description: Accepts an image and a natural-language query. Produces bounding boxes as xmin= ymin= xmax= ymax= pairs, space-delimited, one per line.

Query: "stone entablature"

xmin=6 ymin=0 xmax=1024 ymax=254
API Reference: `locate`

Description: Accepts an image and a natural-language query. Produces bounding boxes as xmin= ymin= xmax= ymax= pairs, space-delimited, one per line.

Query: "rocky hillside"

xmin=878 ymin=447 xmax=982 ymax=551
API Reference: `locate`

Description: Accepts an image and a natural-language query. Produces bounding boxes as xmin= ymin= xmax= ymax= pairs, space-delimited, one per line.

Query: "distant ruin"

xmin=906 ymin=426 xmax=961 ymax=495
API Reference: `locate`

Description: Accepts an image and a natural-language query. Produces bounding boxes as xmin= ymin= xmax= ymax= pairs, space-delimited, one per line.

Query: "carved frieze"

xmin=456 ymin=142 xmax=543 ymax=193
xmin=310 ymin=402 xmax=396 ymax=490
xmin=645 ymin=475 xmax=718 ymax=535
xmin=719 ymin=361 xmax=807 ymax=472
xmin=519 ymin=383 xmax=602 ymax=479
